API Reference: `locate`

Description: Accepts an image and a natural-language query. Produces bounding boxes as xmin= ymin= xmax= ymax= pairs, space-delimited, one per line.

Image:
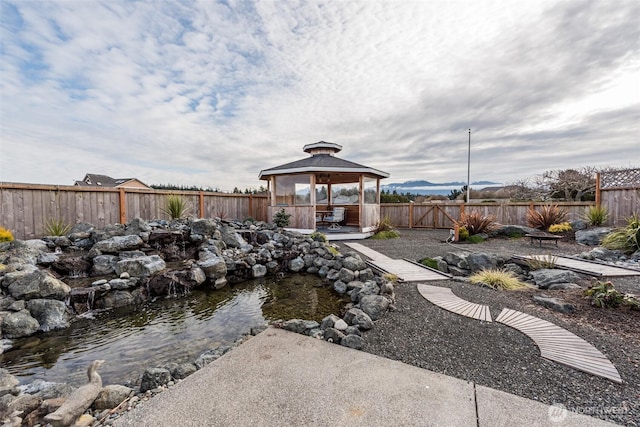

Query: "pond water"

xmin=1 ymin=275 xmax=347 ymax=387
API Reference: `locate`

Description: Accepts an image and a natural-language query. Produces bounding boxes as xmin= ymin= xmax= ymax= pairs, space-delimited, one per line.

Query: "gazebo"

xmin=258 ymin=141 xmax=389 ymax=237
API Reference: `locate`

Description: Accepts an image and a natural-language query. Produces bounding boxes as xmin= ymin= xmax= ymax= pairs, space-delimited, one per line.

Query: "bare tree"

xmin=536 ymin=166 xmax=597 ymax=201
xmin=505 ymin=179 xmax=546 ymax=201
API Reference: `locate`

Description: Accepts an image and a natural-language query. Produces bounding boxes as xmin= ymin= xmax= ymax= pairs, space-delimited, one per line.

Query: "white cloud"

xmin=1 ymin=0 xmax=638 ymax=191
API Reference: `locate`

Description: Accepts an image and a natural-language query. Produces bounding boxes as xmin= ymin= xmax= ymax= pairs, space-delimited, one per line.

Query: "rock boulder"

xmin=530 ymin=269 xmax=582 ymax=289
xmin=27 ymin=299 xmax=70 ymax=332
xmin=1 ymin=310 xmax=40 ymax=338
xmin=575 ymin=228 xmax=612 ymax=246
xmin=92 ymin=235 xmax=143 ymax=253
xmin=139 ymin=368 xmax=171 ymax=393
xmin=7 ymin=270 xmax=71 ymax=301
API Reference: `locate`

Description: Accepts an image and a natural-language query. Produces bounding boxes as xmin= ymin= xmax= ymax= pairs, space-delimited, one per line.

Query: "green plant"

xmin=273 ymin=209 xmax=292 ymax=227
xmin=525 ymin=254 xmax=558 ymax=270
xmin=377 ymin=215 xmax=395 ymax=232
xmin=455 ymin=210 xmax=496 ymax=235
xmin=163 ymin=195 xmax=190 ymax=219
xmin=458 ymin=226 xmax=469 ymax=241
xmin=44 ymin=218 xmax=71 ymax=236
xmin=216 ymin=209 xmax=227 ymax=220
xmin=310 ymin=231 xmax=327 ymax=242
xmin=371 ymin=230 xmax=400 ymax=239
xmin=583 ymin=205 xmax=608 ymax=226
xmin=420 ymin=258 xmax=438 ymax=269
xmin=623 ymin=294 xmax=640 ymax=310
xmin=526 ymin=204 xmax=568 ymax=230
xmin=327 ymin=244 xmax=341 ymax=256
xmin=601 ymin=213 xmax=640 ymax=254
xmin=383 ymin=273 xmax=399 ymax=282
xmin=466 ymin=234 xmax=486 ymax=244
xmin=469 ymin=269 xmax=530 ymax=290
xmin=0 ymin=226 xmax=14 ymax=242
xmin=584 ymin=280 xmax=639 ymax=309
xmin=548 ymin=222 xmax=572 ymax=233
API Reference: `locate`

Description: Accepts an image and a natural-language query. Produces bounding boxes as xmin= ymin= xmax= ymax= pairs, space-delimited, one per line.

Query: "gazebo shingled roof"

xmin=258 ymin=141 xmax=389 ymax=179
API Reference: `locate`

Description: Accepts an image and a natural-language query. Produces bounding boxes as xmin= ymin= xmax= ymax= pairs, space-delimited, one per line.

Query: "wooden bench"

xmin=525 ymin=233 xmax=563 ymax=247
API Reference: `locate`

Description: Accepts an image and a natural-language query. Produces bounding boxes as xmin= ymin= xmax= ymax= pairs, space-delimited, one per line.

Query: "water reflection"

xmin=1 ymin=275 xmax=346 ymax=386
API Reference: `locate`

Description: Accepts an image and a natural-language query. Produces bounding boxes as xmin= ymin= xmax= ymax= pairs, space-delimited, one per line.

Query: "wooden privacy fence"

xmin=597 ymin=169 xmax=640 ymax=226
xmin=0 ymin=183 xmax=268 ymax=240
xmin=381 ymin=202 xmax=595 ymax=229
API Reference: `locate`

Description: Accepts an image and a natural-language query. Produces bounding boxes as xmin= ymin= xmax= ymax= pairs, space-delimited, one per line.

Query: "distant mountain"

xmin=382 ymin=180 xmax=501 ymax=189
xmin=381 ymin=179 xmax=502 ymax=196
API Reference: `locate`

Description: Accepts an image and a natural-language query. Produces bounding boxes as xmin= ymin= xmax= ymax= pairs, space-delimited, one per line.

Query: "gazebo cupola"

xmin=258 ymin=141 xmax=389 ymax=237
xmin=303 ymin=141 xmax=343 ymax=156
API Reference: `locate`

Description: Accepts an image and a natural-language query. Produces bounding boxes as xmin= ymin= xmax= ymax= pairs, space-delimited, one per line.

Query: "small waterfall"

xmin=87 ymin=289 xmax=95 ymax=311
xmin=167 ymin=280 xmax=177 ymax=298
xmin=69 ymin=270 xmax=87 ymax=279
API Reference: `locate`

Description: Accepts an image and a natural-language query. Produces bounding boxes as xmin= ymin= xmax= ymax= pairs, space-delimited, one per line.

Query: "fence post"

xmin=199 ymin=191 xmax=205 ymax=218
xmin=119 ymin=188 xmax=126 ymax=224
xmin=408 ymin=203 xmax=413 ymax=229
xmin=249 ymin=194 xmax=254 ymax=219
xmin=595 ymin=172 xmax=601 ymax=208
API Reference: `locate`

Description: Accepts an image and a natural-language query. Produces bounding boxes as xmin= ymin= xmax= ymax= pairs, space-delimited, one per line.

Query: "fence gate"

xmin=409 ymin=204 xmax=458 ymax=229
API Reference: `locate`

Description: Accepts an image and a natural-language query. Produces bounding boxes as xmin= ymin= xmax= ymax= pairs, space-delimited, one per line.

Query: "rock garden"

xmin=0 ymin=218 xmax=395 ymax=426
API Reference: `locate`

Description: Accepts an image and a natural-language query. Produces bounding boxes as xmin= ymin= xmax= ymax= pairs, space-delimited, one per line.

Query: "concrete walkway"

xmin=114 ymin=328 xmax=615 ymax=427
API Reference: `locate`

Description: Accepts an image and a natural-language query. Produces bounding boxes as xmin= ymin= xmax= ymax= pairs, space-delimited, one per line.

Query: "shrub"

xmin=371 ymin=230 xmax=400 ymax=239
xmin=273 ymin=209 xmax=292 ymax=227
xmin=163 ymin=195 xmax=190 ymax=219
xmin=525 ymin=254 xmax=557 ymax=270
xmin=469 ymin=269 xmax=530 ymax=290
xmin=583 ymin=205 xmax=608 ymax=226
xmin=373 ymin=215 xmax=398 ymax=239
xmin=310 ymin=231 xmax=327 ymax=242
xmin=0 ymin=226 xmax=14 ymax=242
xmin=526 ymin=204 xmax=568 ymax=230
xmin=455 ymin=211 xmax=496 ymax=235
xmin=383 ymin=273 xmax=399 ymax=282
xmin=601 ymin=213 xmax=640 ymax=254
xmin=327 ymin=244 xmax=341 ymax=256
xmin=420 ymin=258 xmax=438 ymax=269
xmin=466 ymin=234 xmax=486 ymax=244
xmin=377 ymin=215 xmax=395 ymax=232
xmin=548 ymin=222 xmax=572 ymax=233
xmin=584 ymin=280 xmax=639 ymax=310
xmin=44 ymin=218 xmax=71 ymax=236
xmin=458 ymin=226 xmax=469 ymax=241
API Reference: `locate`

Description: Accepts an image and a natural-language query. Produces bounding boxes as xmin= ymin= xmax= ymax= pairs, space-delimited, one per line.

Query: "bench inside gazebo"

xmin=258 ymin=141 xmax=389 ymax=240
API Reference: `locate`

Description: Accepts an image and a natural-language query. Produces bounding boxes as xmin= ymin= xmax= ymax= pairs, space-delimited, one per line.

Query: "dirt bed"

xmin=337 ymin=229 xmax=640 ymax=426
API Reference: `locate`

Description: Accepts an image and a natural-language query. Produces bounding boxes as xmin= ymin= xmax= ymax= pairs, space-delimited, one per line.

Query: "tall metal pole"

xmin=466 ymin=129 xmax=471 ymax=203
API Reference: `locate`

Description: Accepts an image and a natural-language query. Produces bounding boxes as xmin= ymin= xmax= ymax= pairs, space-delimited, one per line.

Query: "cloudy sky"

xmin=1 ymin=0 xmax=638 ymax=191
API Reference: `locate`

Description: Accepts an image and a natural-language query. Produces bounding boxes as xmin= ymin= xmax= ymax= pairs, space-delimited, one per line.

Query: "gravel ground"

xmin=337 ymin=229 xmax=640 ymax=426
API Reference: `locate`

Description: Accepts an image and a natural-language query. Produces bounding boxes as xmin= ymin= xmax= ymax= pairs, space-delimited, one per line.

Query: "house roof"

xmin=75 ymin=174 xmax=150 ymax=188
xmin=258 ymin=142 xmax=389 ymax=180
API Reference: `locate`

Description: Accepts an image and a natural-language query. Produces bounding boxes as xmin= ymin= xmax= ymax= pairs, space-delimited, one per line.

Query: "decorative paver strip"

xmin=372 ymin=259 xmax=449 ymax=281
xmin=344 ymin=243 xmax=449 ymax=281
xmin=514 ymin=255 xmax=640 ymax=277
xmin=496 ymin=308 xmax=622 ymax=383
xmin=344 ymin=242 xmax=392 ymax=261
xmin=417 ymin=284 xmax=492 ymax=322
